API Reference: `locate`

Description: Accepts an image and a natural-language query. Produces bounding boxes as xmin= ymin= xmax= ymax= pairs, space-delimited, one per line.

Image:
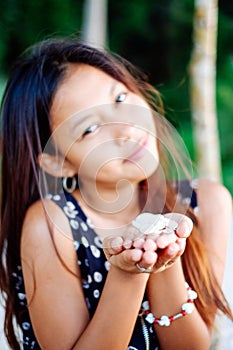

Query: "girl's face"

xmin=49 ymin=64 xmax=159 ymax=187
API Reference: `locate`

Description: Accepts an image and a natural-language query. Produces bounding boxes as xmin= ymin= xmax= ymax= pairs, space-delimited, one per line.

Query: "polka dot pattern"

xmin=12 ymin=181 xmax=197 ymax=349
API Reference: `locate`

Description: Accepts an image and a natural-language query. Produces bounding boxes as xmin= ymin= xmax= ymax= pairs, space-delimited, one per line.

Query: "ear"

xmin=38 ymin=153 xmax=76 ymax=178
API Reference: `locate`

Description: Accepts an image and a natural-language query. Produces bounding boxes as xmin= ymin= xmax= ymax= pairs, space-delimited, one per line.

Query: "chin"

xmin=128 ymin=161 xmax=159 ymax=183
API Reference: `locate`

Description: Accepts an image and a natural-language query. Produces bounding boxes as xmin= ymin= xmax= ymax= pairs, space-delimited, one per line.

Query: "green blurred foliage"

xmin=0 ymin=0 xmax=232 ymax=193
xmin=0 ymin=0 xmax=84 ymax=73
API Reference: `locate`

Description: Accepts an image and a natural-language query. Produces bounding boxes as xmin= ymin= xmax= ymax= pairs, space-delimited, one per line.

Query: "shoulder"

xmin=21 ymin=198 xmax=78 ymax=274
xmin=196 ymin=178 xmax=232 ymax=220
xmin=22 ymin=198 xmax=73 ymax=243
xmin=20 ymin=200 xmax=89 ymax=348
xmin=194 ymin=179 xmax=232 ymax=281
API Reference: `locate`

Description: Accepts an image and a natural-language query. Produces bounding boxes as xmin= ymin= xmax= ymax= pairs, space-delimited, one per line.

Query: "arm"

xmin=21 ymin=200 xmax=149 ymax=350
xmin=196 ymin=178 xmax=232 ymax=283
xmin=146 ymin=179 xmax=232 ymax=350
xmin=147 ymin=259 xmax=211 ymax=350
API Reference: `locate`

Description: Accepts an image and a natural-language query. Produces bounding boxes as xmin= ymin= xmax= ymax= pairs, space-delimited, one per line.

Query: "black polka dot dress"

xmin=13 ymin=182 xmax=198 ymax=349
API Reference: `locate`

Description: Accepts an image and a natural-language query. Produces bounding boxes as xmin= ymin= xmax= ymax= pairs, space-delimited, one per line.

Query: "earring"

xmin=62 ymin=177 xmax=77 ymax=193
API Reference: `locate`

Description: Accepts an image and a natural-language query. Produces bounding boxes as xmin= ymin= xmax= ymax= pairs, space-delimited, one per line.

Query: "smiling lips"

xmin=124 ymin=136 xmax=149 ymax=162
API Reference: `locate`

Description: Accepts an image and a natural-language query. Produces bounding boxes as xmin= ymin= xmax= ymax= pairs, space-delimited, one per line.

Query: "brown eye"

xmin=115 ymin=92 xmax=127 ymax=103
xmin=82 ymin=124 xmax=99 ymax=137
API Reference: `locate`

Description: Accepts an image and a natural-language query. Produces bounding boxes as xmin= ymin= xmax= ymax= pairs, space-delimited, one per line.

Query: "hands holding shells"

xmin=103 ymin=213 xmax=193 ymax=273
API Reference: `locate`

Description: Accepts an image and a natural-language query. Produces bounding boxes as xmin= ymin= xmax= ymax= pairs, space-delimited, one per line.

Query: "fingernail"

xmin=177 ymin=222 xmax=190 ymax=237
xmin=112 ymin=237 xmax=123 ymax=249
xmin=133 ymin=238 xmax=145 ymax=249
xmin=123 ymin=240 xmax=132 ymax=249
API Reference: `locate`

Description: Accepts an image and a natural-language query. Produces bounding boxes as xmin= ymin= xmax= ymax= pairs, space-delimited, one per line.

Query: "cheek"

xmin=76 ymin=142 xmax=119 ymax=177
xmin=142 ymin=149 xmax=159 ymax=178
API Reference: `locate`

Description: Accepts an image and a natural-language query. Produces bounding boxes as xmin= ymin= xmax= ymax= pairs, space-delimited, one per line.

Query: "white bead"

xmin=158 ymin=315 xmax=171 ymax=326
xmin=173 ymin=312 xmax=183 ymax=320
xmin=188 ymin=290 xmax=198 ymax=300
xmin=182 ymin=302 xmax=195 ymax=314
xmin=145 ymin=312 xmax=155 ymax=324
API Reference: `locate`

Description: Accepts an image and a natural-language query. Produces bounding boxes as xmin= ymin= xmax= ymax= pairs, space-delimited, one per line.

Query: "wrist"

xmin=109 ymin=264 xmax=150 ymax=284
xmin=149 ymin=256 xmax=183 ymax=280
xmin=141 ymin=282 xmax=198 ymax=327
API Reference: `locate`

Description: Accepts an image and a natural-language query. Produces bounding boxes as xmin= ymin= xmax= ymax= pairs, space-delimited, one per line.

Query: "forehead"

xmin=50 ymin=63 xmax=117 ymax=127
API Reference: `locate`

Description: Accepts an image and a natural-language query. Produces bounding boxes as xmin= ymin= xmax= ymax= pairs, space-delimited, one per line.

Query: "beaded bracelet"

xmin=141 ymin=282 xmax=198 ymax=327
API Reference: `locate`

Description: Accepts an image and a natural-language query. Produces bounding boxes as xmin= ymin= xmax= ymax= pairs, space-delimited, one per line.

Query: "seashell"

xmin=132 ymin=212 xmax=178 ymax=236
xmin=162 ymin=227 xmax=174 ymax=234
xmin=164 ymin=218 xmax=178 ymax=230
xmin=132 ymin=213 xmax=165 ymax=234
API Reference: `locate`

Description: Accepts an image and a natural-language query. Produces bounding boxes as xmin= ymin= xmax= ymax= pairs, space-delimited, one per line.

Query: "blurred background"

xmin=0 ymin=0 xmax=232 ymax=194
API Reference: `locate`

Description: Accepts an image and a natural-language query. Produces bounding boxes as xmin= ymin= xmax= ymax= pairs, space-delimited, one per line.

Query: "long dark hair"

xmin=0 ymin=38 xmax=232 ymax=349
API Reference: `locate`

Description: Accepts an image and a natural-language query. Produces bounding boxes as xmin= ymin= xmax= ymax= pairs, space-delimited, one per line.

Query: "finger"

xmin=175 ymin=237 xmax=187 ymax=253
xmin=143 ymin=238 xmax=157 ymax=252
xmin=108 ymin=248 xmax=143 ymax=270
xmin=124 ymin=226 xmax=142 ymax=241
xmin=155 ymin=242 xmax=180 ymax=269
xmin=164 ymin=213 xmax=193 ymax=238
xmin=140 ymin=250 xmax=158 ymax=266
xmin=133 ymin=237 xmax=145 ymax=249
xmin=103 ymin=236 xmax=124 ymax=255
xmin=123 ymin=226 xmax=143 ymax=249
xmin=175 ymin=219 xmax=192 ymax=238
xmin=123 ymin=239 xmax=133 ymax=249
xmin=156 ymin=232 xmax=177 ymax=249
xmin=166 ymin=242 xmax=182 ymax=256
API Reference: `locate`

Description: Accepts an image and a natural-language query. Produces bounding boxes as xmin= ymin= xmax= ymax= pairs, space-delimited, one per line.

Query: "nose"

xmin=114 ymin=123 xmax=146 ymax=146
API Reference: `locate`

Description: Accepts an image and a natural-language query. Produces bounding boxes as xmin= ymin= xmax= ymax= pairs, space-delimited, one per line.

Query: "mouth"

xmin=124 ymin=135 xmax=149 ymax=163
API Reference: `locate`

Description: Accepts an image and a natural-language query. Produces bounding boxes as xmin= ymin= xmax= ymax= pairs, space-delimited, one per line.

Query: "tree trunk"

xmin=81 ymin=0 xmax=108 ymax=49
xmin=189 ymin=0 xmax=221 ymax=182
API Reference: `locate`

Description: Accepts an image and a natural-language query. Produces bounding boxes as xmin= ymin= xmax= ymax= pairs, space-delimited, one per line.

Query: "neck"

xmin=75 ymin=179 xmax=141 ymax=226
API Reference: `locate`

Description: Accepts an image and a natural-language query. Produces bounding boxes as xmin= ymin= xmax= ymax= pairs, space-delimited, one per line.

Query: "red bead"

xmin=187 ymin=299 xmax=194 ymax=303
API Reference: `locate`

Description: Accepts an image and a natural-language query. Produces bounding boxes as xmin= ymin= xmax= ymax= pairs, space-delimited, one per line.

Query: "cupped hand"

xmin=145 ymin=213 xmax=193 ymax=273
xmin=103 ymin=213 xmax=193 ymax=273
xmin=103 ymin=235 xmax=158 ymax=273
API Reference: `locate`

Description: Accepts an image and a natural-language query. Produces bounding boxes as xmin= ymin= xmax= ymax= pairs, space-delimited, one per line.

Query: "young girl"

xmin=0 ymin=38 xmax=232 ymax=350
